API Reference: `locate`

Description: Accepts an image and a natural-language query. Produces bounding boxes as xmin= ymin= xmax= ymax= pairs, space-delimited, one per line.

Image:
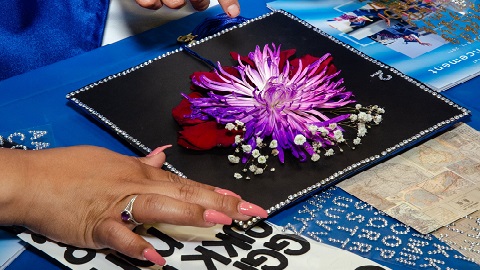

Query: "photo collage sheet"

xmin=268 ymin=0 xmax=480 ymax=91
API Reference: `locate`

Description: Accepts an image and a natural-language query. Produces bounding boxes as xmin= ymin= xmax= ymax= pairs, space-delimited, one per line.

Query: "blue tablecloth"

xmin=1 ymin=0 xmax=479 ymax=269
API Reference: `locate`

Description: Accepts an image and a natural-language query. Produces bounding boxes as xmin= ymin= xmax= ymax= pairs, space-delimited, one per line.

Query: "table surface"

xmin=1 ymin=0 xmax=479 ymax=269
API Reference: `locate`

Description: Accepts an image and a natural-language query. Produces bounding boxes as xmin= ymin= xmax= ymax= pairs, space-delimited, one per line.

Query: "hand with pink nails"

xmin=0 ymin=145 xmax=267 ymax=266
xmin=135 ymin=0 xmax=241 ymax=18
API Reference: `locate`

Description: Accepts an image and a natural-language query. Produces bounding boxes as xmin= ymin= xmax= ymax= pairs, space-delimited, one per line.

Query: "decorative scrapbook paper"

xmin=338 ymin=123 xmax=480 ymax=234
xmin=267 ymin=0 xmax=480 ymax=92
xmin=268 ymin=186 xmax=480 ymax=269
xmin=67 ymin=11 xmax=469 ymax=229
xmin=433 ymin=210 xmax=480 ymax=265
xmin=16 ymin=222 xmax=389 ymax=270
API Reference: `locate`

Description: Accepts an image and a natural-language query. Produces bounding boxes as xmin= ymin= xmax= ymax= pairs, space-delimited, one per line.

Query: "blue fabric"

xmin=0 ymin=0 xmax=109 ymax=81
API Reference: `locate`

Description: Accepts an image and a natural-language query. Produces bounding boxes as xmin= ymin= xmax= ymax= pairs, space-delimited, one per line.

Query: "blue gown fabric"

xmin=0 ymin=0 xmax=109 ymax=81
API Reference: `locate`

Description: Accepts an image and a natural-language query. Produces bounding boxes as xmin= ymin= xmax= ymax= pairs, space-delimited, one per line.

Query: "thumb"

xmin=139 ymin=145 xmax=172 ymax=167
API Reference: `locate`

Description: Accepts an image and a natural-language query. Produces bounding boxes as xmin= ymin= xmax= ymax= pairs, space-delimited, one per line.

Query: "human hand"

xmin=0 ymin=145 xmax=266 ymax=266
xmin=135 ymin=0 xmax=240 ymax=17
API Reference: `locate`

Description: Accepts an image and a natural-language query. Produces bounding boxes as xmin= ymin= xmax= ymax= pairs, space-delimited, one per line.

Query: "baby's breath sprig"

xmin=225 ymin=103 xmax=385 ymax=180
xmin=328 ymin=103 xmax=386 ymax=149
xmin=226 ymin=121 xmax=277 ymax=180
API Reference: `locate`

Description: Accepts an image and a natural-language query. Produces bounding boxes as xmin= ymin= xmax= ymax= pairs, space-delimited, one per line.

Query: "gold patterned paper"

xmin=338 ymin=123 xmax=480 ymax=234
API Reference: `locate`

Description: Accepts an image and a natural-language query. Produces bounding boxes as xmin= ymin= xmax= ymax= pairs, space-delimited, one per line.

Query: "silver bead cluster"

xmin=358 ymin=228 xmax=381 ymax=241
xmin=395 ymin=256 xmax=417 ymax=266
xmin=391 ymin=223 xmax=410 ymax=235
xmin=163 ymin=162 xmax=187 ymax=178
xmin=375 ymin=247 xmax=395 ymax=259
xmin=382 ymin=235 xmax=402 ymax=247
xmin=346 ymin=212 xmax=365 ymax=223
xmin=367 ymin=217 xmax=388 ymax=228
xmin=349 ymin=241 xmax=372 ymax=253
xmin=337 ymin=225 xmax=358 ymax=236
xmin=315 ymin=220 xmax=337 ymax=232
xmin=1 ymin=130 xmax=51 ymax=150
xmin=324 ymin=207 xmax=345 ymax=219
xmin=233 ymin=217 xmax=260 ymax=229
xmin=419 ymin=257 xmax=445 ymax=269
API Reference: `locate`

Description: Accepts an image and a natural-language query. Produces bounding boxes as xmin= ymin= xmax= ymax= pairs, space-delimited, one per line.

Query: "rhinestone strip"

xmin=67 ymin=11 xmax=470 ymax=230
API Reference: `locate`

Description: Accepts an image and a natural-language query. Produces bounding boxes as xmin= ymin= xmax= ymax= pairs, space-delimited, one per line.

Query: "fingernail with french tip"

xmin=147 ymin=145 xmax=172 ymax=157
xmin=143 ymin=248 xmax=166 ymax=266
xmin=204 ymin=209 xmax=233 ymax=225
xmin=226 ymin=4 xmax=240 ymax=18
xmin=214 ymin=187 xmax=242 ymax=199
xmin=238 ymin=202 xmax=268 ymax=218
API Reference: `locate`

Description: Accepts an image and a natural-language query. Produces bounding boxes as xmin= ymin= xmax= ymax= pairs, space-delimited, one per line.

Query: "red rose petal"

xmin=172 ymin=92 xmax=205 ymax=125
xmin=278 ymin=48 xmax=296 ymax=71
xmin=178 ymin=122 xmax=219 ymax=150
xmin=290 ymin=54 xmax=337 ymax=77
xmin=230 ymin=51 xmax=255 ymax=67
xmin=177 ymin=121 xmax=241 ymax=150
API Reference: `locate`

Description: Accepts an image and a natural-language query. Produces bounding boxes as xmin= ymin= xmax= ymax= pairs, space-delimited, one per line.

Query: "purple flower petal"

xmin=185 ymin=43 xmax=357 ymax=163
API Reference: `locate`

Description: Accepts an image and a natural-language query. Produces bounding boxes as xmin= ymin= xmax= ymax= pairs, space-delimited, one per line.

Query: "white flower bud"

xmin=269 ymin=140 xmax=278 ymax=148
xmin=318 ymin=127 xmax=329 ymax=136
xmin=228 ymin=155 xmax=240 ymax=164
xmin=294 ymin=134 xmax=307 ymax=145
xmin=242 ymin=144 xmax=252 ymax=153
xmin=308 ymin=124 xmax=318 ymax=134
xmin=235 ymin=135 xmax=242 ymax=144
xmin=311 ymin=153 xmax=321 ymax=162
xmin=328 ymin=123 xmax=337 ymax=129
xmin=353 ymin=137 xmax=361 ymax=145
xmin=235 ymin=120 xmax=244 ymax=126
xmin=254 ymin=168 xmax=264 ymax=175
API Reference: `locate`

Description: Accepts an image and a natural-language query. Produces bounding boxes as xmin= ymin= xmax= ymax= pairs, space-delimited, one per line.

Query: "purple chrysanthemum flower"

xmin=184 ymin=43 xmax=356 ymax=162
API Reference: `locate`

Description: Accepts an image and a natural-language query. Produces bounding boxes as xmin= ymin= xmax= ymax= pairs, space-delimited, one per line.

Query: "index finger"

xmin=217 ymin=0 xmax=240 ymax=17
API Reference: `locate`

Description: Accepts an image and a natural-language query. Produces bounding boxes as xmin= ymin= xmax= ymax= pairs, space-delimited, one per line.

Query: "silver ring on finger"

xmin=120 ymin=195 xmax=143 ymax=226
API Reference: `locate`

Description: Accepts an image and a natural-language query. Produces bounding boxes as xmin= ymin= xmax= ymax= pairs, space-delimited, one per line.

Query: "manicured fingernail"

xmin=214 ymin=187 xmax=241 ymax=199
xmin=238 ymin=202 xmax=268 ymax=218
xmin=226 ymin=4 xmax=240 ymax=18
xmin=204 ymin=209 xmax=232 ymax=225
xmin=143 ymin=248 xmax=166 ymax=266
xmin=147 ymin=145 xmax=172 ymax=157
